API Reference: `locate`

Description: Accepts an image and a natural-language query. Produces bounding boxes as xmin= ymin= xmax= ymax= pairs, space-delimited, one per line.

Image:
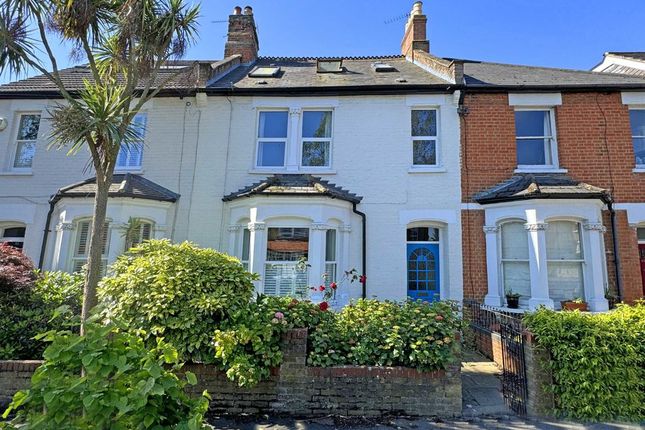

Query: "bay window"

xmin=546 ymin=221 xmax=584 ymax=305
xmin=411 ymin=109 xmax=438 ymax=166
xmin=301 ymin=111 xmax=332 ymax=167
xmin=500 ymin=221 xmax=530 ymax=299
xmin=241 ymin=228 xmax=250 ymax=270
xmin=264 ymin=227 xmax=309 ymax=296
xmin=629 ymin=109 xmax=645 ymax=167
xmin=256 ymin=111 xmax=288 ymax=167
xmin=324 ymin=229 xmax=337 ymax=285
xmin=515 ymin=109 xmax=557 ymax=168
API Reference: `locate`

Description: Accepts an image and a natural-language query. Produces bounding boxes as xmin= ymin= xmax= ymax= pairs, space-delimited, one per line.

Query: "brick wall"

xmin=462 ymin=209 xmax=487 ymax=301
xmin=0 ymin=361 xmax=41 ymax=410
xmin=603 ymin=210 xmax=643 ymax=303
xmin=523 ymin=332 xmax=555 ymax=418
xmin=0 ymin=330 xmax=462 ymax=418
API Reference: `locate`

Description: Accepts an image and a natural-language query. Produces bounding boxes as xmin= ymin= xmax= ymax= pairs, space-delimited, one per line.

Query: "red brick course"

xmin=462 ymin=210 xmax=488 ymax=301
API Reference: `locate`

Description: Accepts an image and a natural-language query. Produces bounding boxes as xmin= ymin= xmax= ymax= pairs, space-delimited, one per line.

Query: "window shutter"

xmin=72 ymin=260 xmax=86 ymax=273
xmin=100 ymin=222 xmax=110 ymax=255
xmin=141 ymin=222 xmax=152 ymax=241
xmin=76 ymin=221 xmax=90 ymax=256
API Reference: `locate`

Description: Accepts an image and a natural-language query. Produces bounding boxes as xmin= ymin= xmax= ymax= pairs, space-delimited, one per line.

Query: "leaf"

xmin=185 ymin=371 xmax=197 ymax=386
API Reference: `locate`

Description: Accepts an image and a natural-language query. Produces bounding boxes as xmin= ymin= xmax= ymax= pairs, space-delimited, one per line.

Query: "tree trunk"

xmin=80 ymin=170 xmax=113 ymax=334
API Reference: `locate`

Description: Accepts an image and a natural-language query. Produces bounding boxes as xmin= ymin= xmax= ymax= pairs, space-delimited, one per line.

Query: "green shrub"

xmin=0 ymin=271 xmax=82 ymax=360
xmin=308 ymin=299 xmax=461 ymax=370
xmin=213 ymin=296 xmax=331 ymax=387
xmin=2 ymin=321 xmax=210 ymax=429
xmin=99 ymin=240 xmax=257 ymax=362
xmin=524 ymin=303 xmax=645 ymax=422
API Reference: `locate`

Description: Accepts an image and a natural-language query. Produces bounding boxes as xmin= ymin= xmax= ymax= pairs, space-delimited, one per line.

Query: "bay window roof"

xmin=222 ymin=174 xmax=362 ymax=204
xmin=473 ymin=174 xmax=608 ymax=205
xmin=52 ymin=173 xmax=179 ymax=203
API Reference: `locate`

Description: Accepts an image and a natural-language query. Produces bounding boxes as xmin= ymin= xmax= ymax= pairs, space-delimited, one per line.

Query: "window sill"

xmin=514 ymin=167 xmax=568 ymax=174
xmin=249 ymin=168 xmax=336 ymax=175
xmin=0 ymin=171 xmax=33 ymax=176
xmin=408 ymin=166 xmax=446 ymax=174
xmin=115 ymin=169 xmax=144 ymax=175
xmin=633 ymin=167 xmax=645 ymax=173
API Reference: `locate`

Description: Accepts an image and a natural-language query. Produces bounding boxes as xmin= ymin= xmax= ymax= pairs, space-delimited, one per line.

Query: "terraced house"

xmin=0 ymin=2 xmax=644 ymax=309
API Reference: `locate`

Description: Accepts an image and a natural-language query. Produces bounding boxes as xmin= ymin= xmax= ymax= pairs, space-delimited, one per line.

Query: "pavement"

xmin=461 ymin=350 xmax=511 ymax=417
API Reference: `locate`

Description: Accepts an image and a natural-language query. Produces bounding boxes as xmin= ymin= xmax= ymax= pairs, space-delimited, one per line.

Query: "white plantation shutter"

xmin=127 ymin=221 xmax=153 ymax=249
xmin=72 ymin=220 xmax=109 ymax=273
xmin=264 ymin=263 xmax=308 ymax=297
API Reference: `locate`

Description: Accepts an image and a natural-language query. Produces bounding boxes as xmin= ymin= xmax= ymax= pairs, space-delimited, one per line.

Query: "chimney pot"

xmin=243 ymin=6 xmax=253 ymax=15
xmin=412 ymin=1 xmax=423 ymax=15
xmin=233 ymin=6 xmax=242 ymax=15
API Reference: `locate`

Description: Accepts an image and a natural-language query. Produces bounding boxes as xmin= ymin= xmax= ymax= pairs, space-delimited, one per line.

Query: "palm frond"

xmin=0 ymin=6 xmax=38 ymax=77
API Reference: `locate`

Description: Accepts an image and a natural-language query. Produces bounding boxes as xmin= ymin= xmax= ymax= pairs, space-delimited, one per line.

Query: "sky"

xmin=2 ymin=0 xmax=645 ymax=84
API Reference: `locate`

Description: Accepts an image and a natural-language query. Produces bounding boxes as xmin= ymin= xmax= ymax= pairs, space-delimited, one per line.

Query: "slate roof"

xmin=209 ymin=56 xmax=452 ymax=90
xmin=0 ymin=61 xmax=215 ymax=95
xmin=222 ymin=174 xmax=362 ymax=204
xmin=473 ymin=174 xmax=608 ymax=204
xmin=53 ymin=173 xmax=179 ymax=203
xmin=460 ymin=59 xmax=645 ymax=89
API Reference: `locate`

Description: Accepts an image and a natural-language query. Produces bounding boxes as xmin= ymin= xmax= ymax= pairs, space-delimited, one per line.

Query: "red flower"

xmin=319 ymin=285 xmax=326 ymax=291
xmin=359 ymin=275 xmax=367 ymax=284
xmin=435 ymin=315 xmax=444 ymax=321
xmin=330 ymin=282 xmax=337 ymax=290
xmin=318 ymin=301 xmax=329 ymax=311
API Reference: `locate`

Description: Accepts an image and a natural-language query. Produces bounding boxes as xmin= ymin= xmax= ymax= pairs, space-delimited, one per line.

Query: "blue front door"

xmin=407 ymin=243 xmax=440 ymax=301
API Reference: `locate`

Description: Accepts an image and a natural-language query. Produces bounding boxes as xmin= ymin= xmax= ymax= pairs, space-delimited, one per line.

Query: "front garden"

xmin=0 ymin=241 xmax=462 ymax=427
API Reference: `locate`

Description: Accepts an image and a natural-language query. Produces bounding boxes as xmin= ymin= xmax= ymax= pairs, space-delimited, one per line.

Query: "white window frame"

xmin=628 ymin=108 xmax=645 ymax=169
xmin=409 ymin=107 xmax=441 ymax=170
xmin=497 ymin=220 xmax=531 ymax=300
xmin=514 ymin=107 xmax=559 ymax=171
xmin=241 ymin=227 xmax=250 ymax=270
xmin=545 ymin=219 xmax=586 ymax=302
xmin=0 ymin=222 xmax=26 ymax=249
xmin=11 ymin=112 xmax=41 ymax=172
xmin=116 ymin=113 xmax=147 ymax=172
xmin=324 ymin=228 xmax=337 ymax=286
xmin=299 ymin=109 xmax=334 ymax=169
xmin=70 ymin=219 xmax=111 ymax=273
xmin=254 ymin=109 xmax=289 ymax=169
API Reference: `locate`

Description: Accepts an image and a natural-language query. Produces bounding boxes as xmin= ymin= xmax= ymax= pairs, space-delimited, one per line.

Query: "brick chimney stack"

xmin=224 ymin=5 xmax=259 ymax=63
xmin=401 ymin=1 xmax=429 ymax=57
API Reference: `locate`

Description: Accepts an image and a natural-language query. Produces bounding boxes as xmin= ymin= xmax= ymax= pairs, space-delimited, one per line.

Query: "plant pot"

xmin=560 ymin=301 xmax=588 ymax=312
xmin=505 ymin=295 xmax=520 ymax=309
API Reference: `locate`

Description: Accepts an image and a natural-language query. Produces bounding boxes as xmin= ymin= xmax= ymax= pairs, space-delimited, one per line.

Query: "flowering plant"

xmin=309 ymin=267 xmax=364 ymax=310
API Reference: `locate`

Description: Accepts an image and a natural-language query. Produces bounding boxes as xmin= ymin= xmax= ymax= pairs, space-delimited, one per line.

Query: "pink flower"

xmin=330 ymin=282 xmax=337 ymax=290
xmin=319 ymin=285 xmax=326 ymax=291
xmin=274 ymin=312 xmax=284 ymax=320
xmin=359 ymin=275 xmax=367 ymax=284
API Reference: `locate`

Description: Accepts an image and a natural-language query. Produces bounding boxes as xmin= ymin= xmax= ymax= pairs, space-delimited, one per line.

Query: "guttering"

xmin=38 ymin=193 xmax=61 ymax=269
xmin=607 ymin=199 xmax=624 ymax=302
xmin=352 ymin=202 xmax=367 ymax=299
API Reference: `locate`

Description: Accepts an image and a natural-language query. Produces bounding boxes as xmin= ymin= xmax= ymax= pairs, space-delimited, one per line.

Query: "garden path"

xmin=461 ymin=349 xmax=511 ymax=417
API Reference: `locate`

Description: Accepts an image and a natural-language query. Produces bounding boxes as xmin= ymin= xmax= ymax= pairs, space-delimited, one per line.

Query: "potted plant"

xmin=505 ymin=289 xmax=521 ymax=309
xmin=561 ymin=297 xmax=588 ymax=311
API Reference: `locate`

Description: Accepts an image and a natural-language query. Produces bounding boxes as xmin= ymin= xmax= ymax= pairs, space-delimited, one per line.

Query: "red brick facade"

xmin=461 ymin=91 xmax=645 ymax=303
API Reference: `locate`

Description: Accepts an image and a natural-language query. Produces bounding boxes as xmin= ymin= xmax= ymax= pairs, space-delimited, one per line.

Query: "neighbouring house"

xmin=592 ymin=52 xmax=645 ymax=76
xmin=0 ymin=2 xmax=644 ymax=309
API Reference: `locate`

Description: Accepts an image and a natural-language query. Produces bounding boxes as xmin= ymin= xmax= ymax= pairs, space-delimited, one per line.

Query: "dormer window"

xmin=316 ymin=59 xmax=343 ymax=73
xmin=249 ymin=66 xmax=281 ymax=78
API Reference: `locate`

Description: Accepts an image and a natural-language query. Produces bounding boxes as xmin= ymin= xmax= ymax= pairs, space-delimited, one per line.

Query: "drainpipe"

xmin=607 ymin=198 xmax=624 ymax=302
xmin=38 ymin=194 xmax=59 ymax=269
xmin=352 ymin=202 xmax=367 ymax=299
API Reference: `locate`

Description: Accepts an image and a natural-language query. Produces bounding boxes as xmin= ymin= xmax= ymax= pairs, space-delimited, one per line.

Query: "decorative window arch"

xmin=0 ymin=222 xmax=26 ymax=250
xmin=71 ymin=218 xmax=110 ymax=273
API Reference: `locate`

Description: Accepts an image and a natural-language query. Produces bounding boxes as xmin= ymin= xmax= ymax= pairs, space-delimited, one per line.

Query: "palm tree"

xmin=0 ymin=0 xmax=200 ymax=332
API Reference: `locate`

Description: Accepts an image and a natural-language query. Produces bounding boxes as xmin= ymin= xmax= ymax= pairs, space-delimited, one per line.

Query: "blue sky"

xmin=2 ymin=0 xmax=645 ymax=84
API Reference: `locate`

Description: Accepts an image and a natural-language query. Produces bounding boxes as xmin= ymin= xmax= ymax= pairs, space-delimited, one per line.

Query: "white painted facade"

xmin=0 ymin=91 xmax=464 ymax=304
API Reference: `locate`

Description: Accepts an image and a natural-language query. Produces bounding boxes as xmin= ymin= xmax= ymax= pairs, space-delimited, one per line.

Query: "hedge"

xmin=524 ymin=303 xmax=645 ymax=422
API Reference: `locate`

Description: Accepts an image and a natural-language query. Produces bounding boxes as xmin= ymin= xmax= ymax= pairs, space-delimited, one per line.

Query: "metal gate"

xmin=464 ymin=300 xmax=528 ymax=415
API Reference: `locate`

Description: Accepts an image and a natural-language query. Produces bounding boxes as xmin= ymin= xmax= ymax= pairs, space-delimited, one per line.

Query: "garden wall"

xmin=0 ymin=329 xmax=462 ymax=418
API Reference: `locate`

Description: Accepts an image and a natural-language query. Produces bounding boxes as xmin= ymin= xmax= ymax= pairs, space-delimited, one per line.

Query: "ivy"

xmin=524 ymin=303 xmax=645 ymax=422
xmin=2 ymin=320 xmax=210 ymax=429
